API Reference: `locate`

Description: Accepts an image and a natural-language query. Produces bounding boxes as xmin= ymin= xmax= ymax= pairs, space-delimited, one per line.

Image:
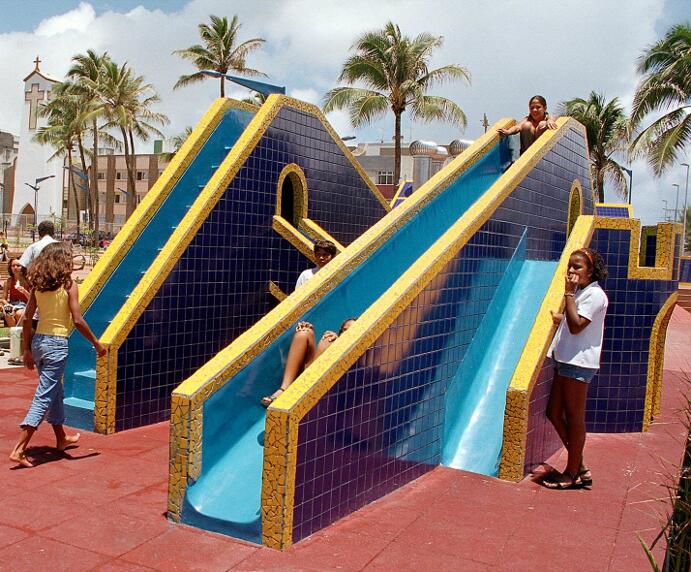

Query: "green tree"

xmin=100 ymin=61 xmax=169 ymax=217
xmin=173 ymin=14 xmax=266 ymax=97
xmin=67 ymin=50 xmax=112 ymax=240
xmin=323 ymin=22 xmax=470 ymax=186
xmin=630 ymin=22 xmax=691 ymax=176
xmin=559 ymin=91 xmax=630 ymax=203
xmin=159 ymin=127 xmax=193 ymax=162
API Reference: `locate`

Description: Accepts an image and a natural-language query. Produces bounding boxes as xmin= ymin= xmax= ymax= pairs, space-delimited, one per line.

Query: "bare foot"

xmin=9 ymin=452 xmax=34 ymax=468
xmin=56 ymin=433 xmax=80 ymax=451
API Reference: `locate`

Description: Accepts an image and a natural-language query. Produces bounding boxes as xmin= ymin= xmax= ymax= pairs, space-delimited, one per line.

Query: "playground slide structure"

xmin=168 ymin=104 xmax=680 ymax=549
xmin=63 ymin=95 xmax=389 ymax=433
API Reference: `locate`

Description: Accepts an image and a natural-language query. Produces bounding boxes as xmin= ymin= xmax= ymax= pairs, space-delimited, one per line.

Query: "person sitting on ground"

xmin=261 ymin=318 xmax=356 ymax=407
xmin=497 ymin=95 xmax=558 ymax=154
xmin=295 ymin=240 xmax=338 ymax=290
xmin=1 ymin=258 xmax=30 ymax=327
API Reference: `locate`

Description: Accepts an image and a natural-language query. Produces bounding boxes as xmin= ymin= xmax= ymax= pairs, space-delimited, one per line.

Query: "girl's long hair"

xmin=27 ymin=242 xmax=73 ymax=292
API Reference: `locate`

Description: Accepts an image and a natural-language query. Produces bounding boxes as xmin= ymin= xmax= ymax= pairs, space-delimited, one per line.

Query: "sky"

xmin=0 ymin=0 xmax=689 ymax=225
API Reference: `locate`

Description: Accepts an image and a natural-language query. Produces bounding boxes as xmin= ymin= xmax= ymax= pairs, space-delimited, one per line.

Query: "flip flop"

xmin=260 ymin=388 xmax=284 ymax=408
xmin=543 ymin=472 xmax=583 ymax=490
xmin=578 ymin=468 xmax=593 ymax=487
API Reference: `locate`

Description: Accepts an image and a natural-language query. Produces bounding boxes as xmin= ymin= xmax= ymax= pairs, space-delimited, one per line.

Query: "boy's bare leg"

xmin=279 ymin=329 xmax=317 ymax=391
xmin=9 ymin=426 xmax=36 ymax=467
xmin=52 ymin=424 xmax=80 ymax=451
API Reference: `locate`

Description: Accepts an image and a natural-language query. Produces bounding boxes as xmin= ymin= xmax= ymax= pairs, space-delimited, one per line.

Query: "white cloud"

xmin=0 ymin=0 xmax=687 ymax=225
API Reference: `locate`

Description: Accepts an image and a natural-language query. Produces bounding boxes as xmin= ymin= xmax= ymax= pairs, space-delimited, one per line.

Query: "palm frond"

xmin=411 ymin=95 xmax=467 ymax=128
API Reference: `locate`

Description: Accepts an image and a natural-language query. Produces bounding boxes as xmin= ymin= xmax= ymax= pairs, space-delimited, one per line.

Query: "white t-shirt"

xmin=548 ymin=281 xmax=608 ymax=369
xmin=19 ymin=235 xmax=58 ymax=268
xmin=295 ymin=267 xmax=318 ymax=290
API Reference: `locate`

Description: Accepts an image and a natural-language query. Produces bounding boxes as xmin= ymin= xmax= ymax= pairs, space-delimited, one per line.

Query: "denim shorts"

xmin=555 ymin=361 xmax=599 ymax=383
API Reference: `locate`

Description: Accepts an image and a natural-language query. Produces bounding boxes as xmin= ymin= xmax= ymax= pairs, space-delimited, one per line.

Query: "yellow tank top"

xmin=35 ymin=287 xmax=72 ymax=337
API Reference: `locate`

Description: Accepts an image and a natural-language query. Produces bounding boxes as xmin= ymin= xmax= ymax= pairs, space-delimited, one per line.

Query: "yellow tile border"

xmin=643 ymin=291 xmax=677 ymax=429
xmin=594 ymin=202 xmax=633 ymax=217
xmin=498 ymin=217 xmax=682 ymax=480
xmin=567 ymin=180 xmax=583 ymax=237
xmin=272 ymin=215 xmax=316 ymax=262
xmin=299 ymin=219 xmax=344 ymax=252
xmin=639 ymin=225 xmax=658 ymax=266
xmin=389 ymin=179 xmax=412 ymax=207
xmin=166 ymin=116 xmax=517 ymax=538
xmin=276 ymin=164 xmax=308 ymax=224
xmin=497 ymin=214 xmax=595 ymax=481
xmin=269 ymin=280 xmax=288 ymax=302
xmin=78 ymin=98 xmax=246 ymax=310
xmin=261 ymin=117 xmax=586 ymax=548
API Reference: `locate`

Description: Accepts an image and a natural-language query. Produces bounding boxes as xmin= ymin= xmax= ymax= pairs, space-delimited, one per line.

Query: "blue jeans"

xmin=21 ymin=334 xmax=69 ymax=428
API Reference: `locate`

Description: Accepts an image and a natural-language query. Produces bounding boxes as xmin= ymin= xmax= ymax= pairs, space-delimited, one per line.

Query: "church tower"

xmin=11 ymin=57 xmax=63 ymax=228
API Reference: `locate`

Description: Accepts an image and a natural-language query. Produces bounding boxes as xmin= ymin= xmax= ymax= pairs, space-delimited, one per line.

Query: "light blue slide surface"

xmin=181 ymin=139 xmax=514 ymax=542
xmin=63 ymin=106 xmax=256 ymax=429
xmin=441 ymin=233 xmax=557 ymax=476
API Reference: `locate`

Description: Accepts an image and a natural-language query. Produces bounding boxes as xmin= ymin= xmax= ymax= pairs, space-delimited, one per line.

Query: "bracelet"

xmin=564 ymin=293 xmax=575 ymax=298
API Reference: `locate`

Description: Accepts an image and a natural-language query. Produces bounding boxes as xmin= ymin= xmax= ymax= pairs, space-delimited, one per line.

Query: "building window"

xmin=377 ymin=171 xmax=394 ymax=185
xmin=136 ymin=171 xmax=147 ymax=181
xmin=115 ymin=171 xmax=122 ymax=180
xmin=97 ymin=172 xmax=105 ymax=180
xmin=114 ymin=195 xmax=120 ymax=204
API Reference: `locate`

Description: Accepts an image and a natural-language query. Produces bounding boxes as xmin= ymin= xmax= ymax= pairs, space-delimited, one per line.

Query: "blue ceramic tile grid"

xmin=680 ymin=257 xmax=691 ymax=282
xmin=114 ymin=105 xmax=387 ymax=431
xmin=595 ymin=205 xmax=630 ymax=218
xmin=291 ymin=125 xmax=593 ymax=541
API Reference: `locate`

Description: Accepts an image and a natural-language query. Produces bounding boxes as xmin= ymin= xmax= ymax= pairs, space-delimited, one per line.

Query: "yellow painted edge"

xmin=167 ymin=394 xmax=189 ymax=522
xmin=299 ymin=218 xmax=345 ymax=251
xmin=639 ymin=225 xmax=658 ymax=266
xmin=680 ymin=282 xmax=691 ymax=288
xmin=276 ymin=163 xmax=308 ymax=222
xmin=643 ymin=291 xmax=678 ymax=429
xmin=261 ymin=118 xmax=582 ymax=535
xmin=79 ymin=98 xmax=235 ymax=310
xmin=269 ymin=280 xmax=288 ymax=302
xmin=567 ymin=180 xmax=583 ymax=237
xmin=497 ymin=215 xmax=595 ymax=481
xmin=389 ymin=179 xmax=412 ymax=207
xmin=273 ymin=216 xmax=315 ymax=262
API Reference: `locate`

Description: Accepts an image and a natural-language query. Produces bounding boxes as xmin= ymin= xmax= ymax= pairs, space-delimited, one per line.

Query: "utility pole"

xmin=481 ymin=114 xmax=489 ymax=133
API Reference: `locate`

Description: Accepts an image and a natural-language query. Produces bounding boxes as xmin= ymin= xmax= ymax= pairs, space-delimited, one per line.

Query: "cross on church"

xmin=33 ymin=56 xmax=41 ymax=70
xmin=25 ymin=83 xmax=45 ymax=131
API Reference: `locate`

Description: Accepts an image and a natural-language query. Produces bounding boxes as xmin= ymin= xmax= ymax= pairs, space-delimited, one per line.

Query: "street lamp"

xmin=673 ymin=183 xmax=681 ymax=222
xmin=25 ymin=174 xmax=56 ymax=240
xmin=682 ymin=163 xmax=689 ymax=254
xmin=662 ymin=199 xmax=669 ymax=221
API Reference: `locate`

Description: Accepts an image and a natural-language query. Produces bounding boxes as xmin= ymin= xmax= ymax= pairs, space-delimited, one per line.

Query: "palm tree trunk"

xmin=121 ymin=127 xmax=136 ymax=218
xmin=91 ymin=119 xmax=100 ymax=241
xmin=394 ymin=111 xmax=402 ymax=186
xmin=596 ymin=169 xmax=605 ymax=203
xmin=67 ymin=147 xmax=80 ymax=228
xmin=77 ymin=135 xmax=94 ymax=240
xmin=220 ymin=77 xmax=225 ymax=98
xmin=129 ymin=129 xmax=137 ymax=213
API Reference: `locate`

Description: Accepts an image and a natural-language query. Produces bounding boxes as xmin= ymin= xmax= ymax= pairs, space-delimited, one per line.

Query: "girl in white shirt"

xmin=544 ymin=248 xmax=608 ymax=489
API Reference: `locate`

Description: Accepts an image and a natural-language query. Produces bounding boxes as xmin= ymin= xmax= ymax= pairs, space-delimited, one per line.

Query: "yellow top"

xmin=35 ymin=287 xmax=72 ymax=337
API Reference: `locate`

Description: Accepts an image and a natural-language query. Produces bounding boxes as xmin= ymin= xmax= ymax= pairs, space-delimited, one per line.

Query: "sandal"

xmin=543 ymin=471 xmax=583 ymax=490
xmin=578 ymin=468 xmax=593 ymax=487
xmin=260 ymin=388 xmax=284 ymax=408
xmin=7 ymin=357 xmax=23 ymax=366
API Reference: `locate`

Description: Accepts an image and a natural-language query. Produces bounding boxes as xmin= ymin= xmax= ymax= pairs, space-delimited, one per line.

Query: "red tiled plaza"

xmin=0 ymin=307 xmax=688 ymax=571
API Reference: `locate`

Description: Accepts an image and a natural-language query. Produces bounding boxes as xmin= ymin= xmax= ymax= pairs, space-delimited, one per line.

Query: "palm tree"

xmin=173 ymin=14 xmax=266 ymax=97
xmin=560 ymin=92 xmax=629 ymax=203
xmin=159 ymin=127 xmax=193 ymax=162
xmin=67 ymin=50 xmax=111 ymax=239
xmin=323 ymin=22 xmax=470 ymax=185
xmin=100 ymin=61 xmax=169 ymax=217
xmin=630 ymin=23 xmax=691 ymax=176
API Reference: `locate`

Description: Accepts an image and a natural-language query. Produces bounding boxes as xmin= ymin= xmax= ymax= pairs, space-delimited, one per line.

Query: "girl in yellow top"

xmin=9 ymin=242 xmax=105 ymax=468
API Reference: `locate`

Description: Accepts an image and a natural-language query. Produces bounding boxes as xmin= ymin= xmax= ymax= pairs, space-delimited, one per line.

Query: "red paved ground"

xmin=0 ymin=307 xmax=689 ymax=571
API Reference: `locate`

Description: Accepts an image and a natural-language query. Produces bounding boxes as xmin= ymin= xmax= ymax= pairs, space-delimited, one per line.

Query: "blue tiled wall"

xmin=114 ymin=106 xmax=387 ymax=431
xmin=680 ymin=257 xmax=691 ymax=282
xmin=291 ymin=126 xmax=593 ymax=541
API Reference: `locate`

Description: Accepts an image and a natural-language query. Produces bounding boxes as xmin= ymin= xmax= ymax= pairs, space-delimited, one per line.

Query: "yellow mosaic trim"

xmin=168 ymin=393 xmax=190 ymax=522
xmin=567 ymin=180 xmax=583 ymax=237
xmin=78 ymin=98 xmax=237 ymax=310
xmin=269 ymin=280 xmax=288 ymax=302
xmin=594 ymin=218 xmax=682 ymax=281
xmin=93 ymin=346 xmax=117 ymax=434
xmin=497 ymin=215 xmax=595 ymax=481
xmin=299 ymin=219 xmax=344 ymax=252
xmin=595 ymin=202 xmax=633 ymax=217
xmin=276 ymin=163 xmax=308 ymax=223
xmin=643 ymin=291 xmax=678 ymax=430
xmin=639 ymin=226 xmax=658 ymax=266
xmin=389 ymin=179 xmax=412 ymax=207
xmin=272 ymin=216 xmax=315 ymax=262
xmin=262 ymin=118 xmax=582 ymax=546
